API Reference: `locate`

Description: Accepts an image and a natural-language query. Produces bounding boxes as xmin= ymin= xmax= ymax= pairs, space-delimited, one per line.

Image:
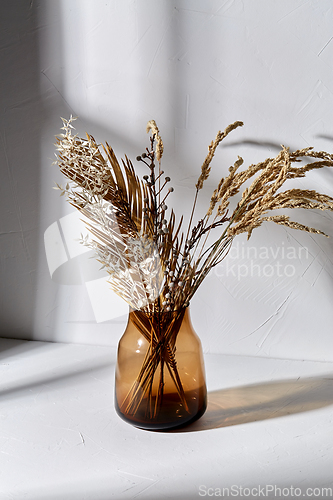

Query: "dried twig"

xmin=54 ymin=117 xmax=333 ymax=420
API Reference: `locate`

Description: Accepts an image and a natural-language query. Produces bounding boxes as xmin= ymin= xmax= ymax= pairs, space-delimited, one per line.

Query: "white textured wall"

xmin=1 ymin=0 xmax=333 ymax=361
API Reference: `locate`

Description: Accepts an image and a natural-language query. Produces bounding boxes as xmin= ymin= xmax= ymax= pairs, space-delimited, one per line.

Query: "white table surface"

xmin=0 ymin=337 xmax=332 ymax=500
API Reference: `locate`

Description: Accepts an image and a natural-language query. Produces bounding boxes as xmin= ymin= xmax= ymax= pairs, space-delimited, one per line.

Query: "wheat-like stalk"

xmin=54 ymin=115 xmax=333 ymax=316
xmin=54 ymin=116 xmax=333 ymax=420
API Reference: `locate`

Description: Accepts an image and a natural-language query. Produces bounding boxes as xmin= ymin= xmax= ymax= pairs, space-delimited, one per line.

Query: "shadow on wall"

xmin=7 ymin=1 xmax=330 ymax=345
xmin=0 ymin=0 xmax=44 ymax=339
xmin=29 ymin=1 xmax=135 ymax=340
xmin=222 ymin=138 xmax=283 ymax=152
xmin=175 ymin=375 xmax=333 ymax=432
xmin=317 ymin=134 xmax=333 ymax=142
xmin=36 ymin=0 xmax=194 ymax=338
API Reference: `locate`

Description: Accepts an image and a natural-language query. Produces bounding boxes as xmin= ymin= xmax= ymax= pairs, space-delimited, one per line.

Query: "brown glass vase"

xmin=115 ymin=306 xmax=207 ymax=430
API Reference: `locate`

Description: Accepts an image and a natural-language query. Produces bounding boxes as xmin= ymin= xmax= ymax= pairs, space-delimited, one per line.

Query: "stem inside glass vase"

xmin=115 ymin=306 xmax=207 ymax=430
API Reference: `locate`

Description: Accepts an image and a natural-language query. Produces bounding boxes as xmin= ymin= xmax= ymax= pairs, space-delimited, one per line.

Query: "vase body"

xmin=115 ymin=307 xmax=207 ymax=430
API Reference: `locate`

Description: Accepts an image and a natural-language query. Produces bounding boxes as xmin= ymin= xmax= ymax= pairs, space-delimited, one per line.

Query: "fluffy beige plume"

xmin=146 ymin=119 xmax=164 ymax=161
xmin=55 ymin=117 xmax=333 ymax=313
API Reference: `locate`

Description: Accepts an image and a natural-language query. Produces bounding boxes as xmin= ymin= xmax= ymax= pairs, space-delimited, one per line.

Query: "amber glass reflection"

xmin=115 ymin=307 xmax=207 ymax=430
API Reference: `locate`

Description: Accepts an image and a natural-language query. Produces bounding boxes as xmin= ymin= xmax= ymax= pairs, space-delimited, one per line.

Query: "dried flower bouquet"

xmin=54 ymin=117 xmax=333 ymax=423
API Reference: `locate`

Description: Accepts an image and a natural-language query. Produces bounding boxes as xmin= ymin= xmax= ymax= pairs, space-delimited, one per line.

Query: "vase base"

xmin=115 ymin=386 xmax=207 ymax=431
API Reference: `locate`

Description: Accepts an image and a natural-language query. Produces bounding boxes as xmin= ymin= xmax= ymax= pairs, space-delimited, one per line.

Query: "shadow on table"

xmin=0 ymin=338 xmax=47 ymax=362
xmin=176 ymin=375 xmax=333 ymax=432
xmin=0 ymin=339 xmax=115 ymax=402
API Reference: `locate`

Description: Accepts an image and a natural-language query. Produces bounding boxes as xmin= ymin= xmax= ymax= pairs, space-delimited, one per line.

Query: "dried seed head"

xmin=146 ymin=120 xmax=164 ymax=161
xmin=196 ymin=121 xmax=243 ymax=190
xmin=55 ymin=117 xmax=333 ymax=315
